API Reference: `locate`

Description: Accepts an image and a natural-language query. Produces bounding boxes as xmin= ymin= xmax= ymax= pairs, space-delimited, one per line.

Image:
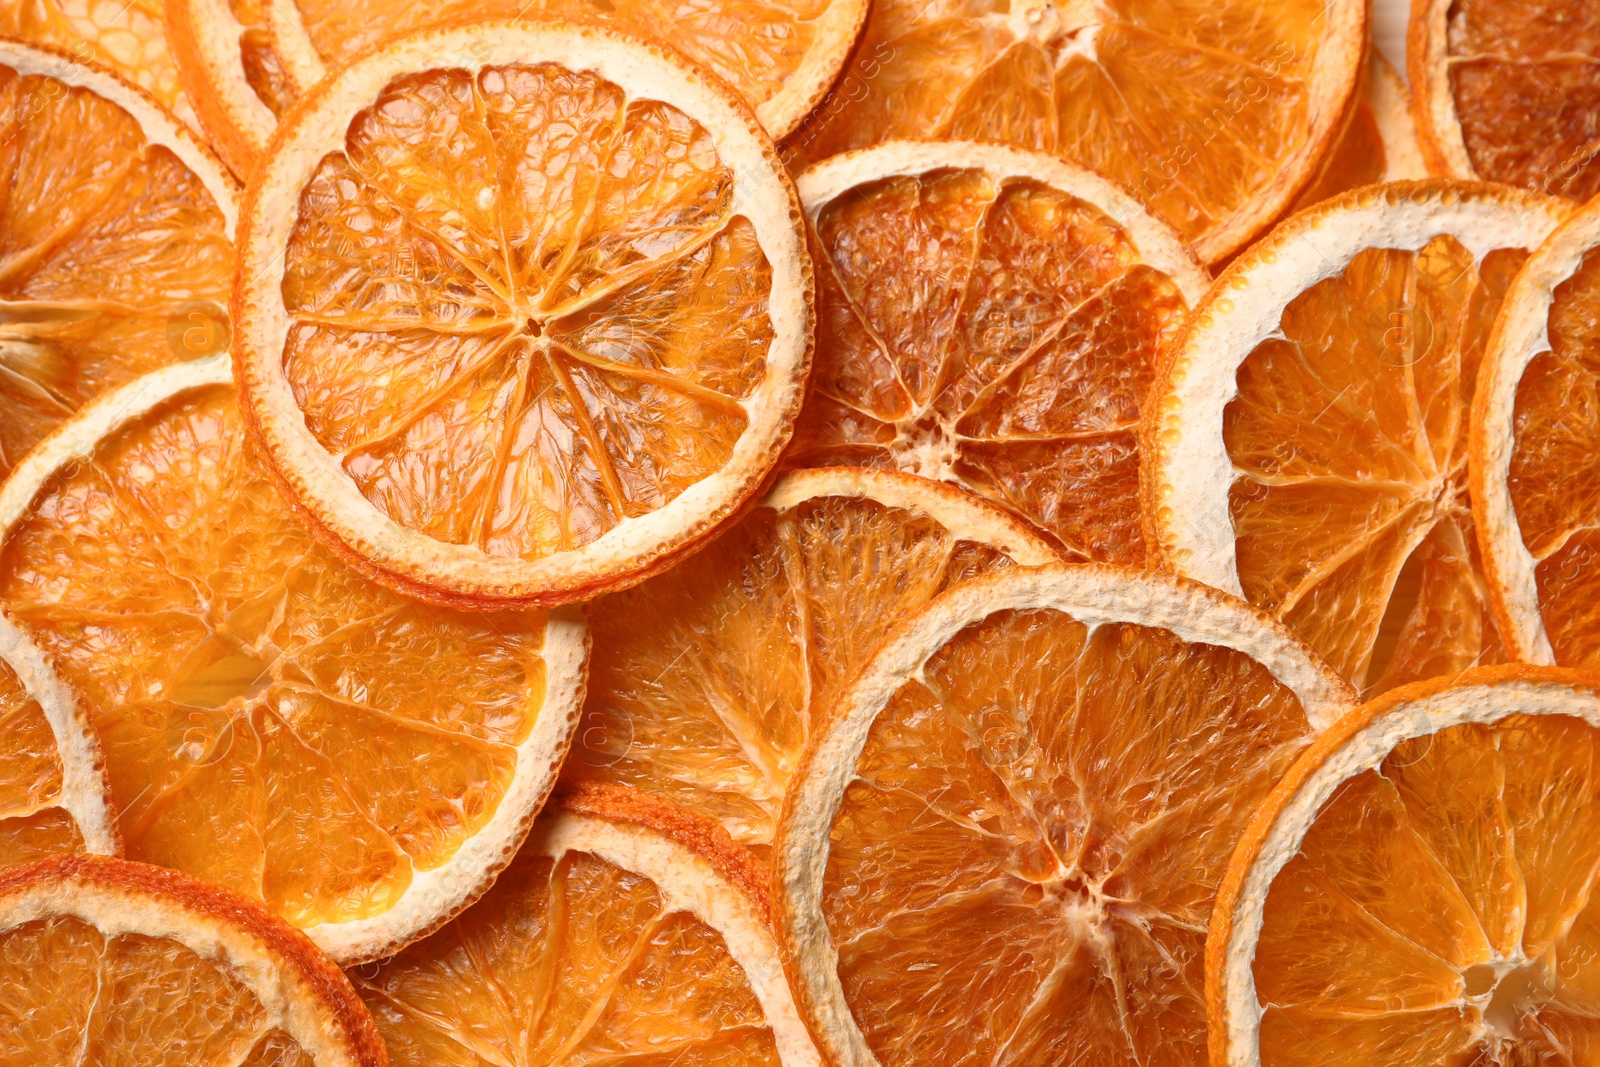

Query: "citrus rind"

xmin=165 ymin=0 xmax=279 ymax=178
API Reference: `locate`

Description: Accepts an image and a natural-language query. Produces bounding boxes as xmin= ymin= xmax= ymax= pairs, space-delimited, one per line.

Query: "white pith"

xmin=0 ymin=38 xmax=239 ymax=235
xmin=237 ymin=21 xmax=810 ymax=603
xmin=1473 ymin=202 xmax=1600 ymax=664
xmin=1216 ymin=675 xmax=1600 ymax=1067
xmin=775 ymin=564 xmax=1355 ymax=1067
xmin=1151 ymin=184 xmax=1569 ymax=596
xmin=537 ymin=810 xmax=823 ymax=1067
xmin=0 ymin=872 xmax=367 ymax=1065
xmin=0 ymin=358 xmax=590 ymax=964
xmin=177 ymin=0 xmax=278 ymax=154
xmin=1367 ymin=51 xmax=1426 ymax=181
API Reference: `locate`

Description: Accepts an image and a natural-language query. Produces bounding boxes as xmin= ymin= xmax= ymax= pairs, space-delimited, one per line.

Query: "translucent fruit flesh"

xmin=0 ymin=658 xmax=84 ymax=865
xmin=562 ymin=487 xmax=1026 ymax=854
xmin=286 ymin=0 xmax=835 ymax=123
xmin=1224 ymin=235 xmax=1523 ymax=696
xmin=1445 ymin=1 xmax=1600 ymax=200
xmin=281 ymin=63 xmax=772 ymax=561
xmin=0 ymin=63 xmax=232 ymax=480
xmin=229 ymin=0 xmax=297 ymax=118
xmin=0 ymin=0 xmax=192 ymax=120
xmin=781 ymin=0 xmax=1341 ymax=258
xmin=820 ymin=608 xmax=1315 ymax=1066
xmin=1252 ymin=714 xmax=1600 ymax=1065
xmin=354 ymin=843 xmax=781 ymax=1065
xmin=0 ymin=384 xmax=553 ymax=931
xmin=0 ymin=915 xmax=315 ymax=1065
xmin=1508 ymin=245 xmax=1600 ymax=670
xmin=790 ymin=167 xmax=1189 ymax=564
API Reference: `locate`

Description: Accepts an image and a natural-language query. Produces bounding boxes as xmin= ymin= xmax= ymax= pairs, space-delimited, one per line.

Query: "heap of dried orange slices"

xmin=0 ymin=0 xmax=1598 ymax=1063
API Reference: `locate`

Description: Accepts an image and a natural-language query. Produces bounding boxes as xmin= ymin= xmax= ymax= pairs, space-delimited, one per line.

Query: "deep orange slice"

xmin=1290 ymin=49 xmax=1425 ymax=214
xmin=0 ymin=360 xmax=589 ymax=963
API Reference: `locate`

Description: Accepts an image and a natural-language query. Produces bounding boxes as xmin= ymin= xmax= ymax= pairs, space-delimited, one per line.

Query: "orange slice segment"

xmin=234 ymin=21 xmax=813 ymax=609
xmin=353 ymin=782 xmax=821 ymax=1066
xmin=1143 ymin=181 xmax=1571 ymax=698
xmin=788 ymin=141 xmax=1208 ymax=565
xmin=0 ymin=40 xmax=236 ymax=483
xmin=780 ymin=0 xmax=1367 ymax=263
xmin=560 ymin=466 xmax=1057 ymax=856
xmin=266 ymin=0 xmax=866 ymax=139
xmin=166 ymin=0 xmax=300 ymax=178
xmin=0 ymin=0 xmax=201 ymax=129
xmin=1410 ymin=0 xmax=1600 ymax=200
xmin=1290 ymin=49 xmax=1426 ymax=214
xmin=1210 ymin=665 xmax=1600 ymax=1067
xmin=0 ymin=359 xmax=588 ymax=964
xmin=0 ymin=855 xmax=386 ymax=1065
xmin=1473 ymin=194 xmax=1600 ymax=671
xmin=773 ymin=564 xmax=1355 ymax=1066
xmin=0 ymin=611 xmax=117 ymax=866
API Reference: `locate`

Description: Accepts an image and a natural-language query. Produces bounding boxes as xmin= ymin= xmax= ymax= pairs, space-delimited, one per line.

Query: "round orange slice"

xmin=787 ymin=141 xmax=1208 ymax=565
xmin=1290 ymin=49 xmax=1426 ymax=214
xmin=0 ymin=359 xmax=589 ymax=964
xmin=1410 ymin=0 xmax=1600 ymax=201
xmin=353 ymin=782 xmax=821 ymax=1066
xmin=1209 ymin=665 xmax=1600 ymax=1066
xmin=773 ymin=563 xmax=1355 ymax=1066
xmin=561 ymin=466 xmax=1057 ymax=856
xmin=1142 ymin=181 xmax=1570 ymax=698
xmin=166 ymin=0 xmax=300 ymax=178
xmin=266 ymin=0 xmax=866 ymax=140
xmin=0 ymin=39 xmax=237 ymax=483
xmin=1472 ymin=193 xmax=1600 ymax=671
xmin=0 ymin=0 xmax=200 ymax=129
xmin=779 ymin=0 xmax=1367 ymax=264
xmin=0 ymin=609 xmax=118 ymax=866
xmin=0 ymin=854 xmax=387 ymax=1065
xmin=234 ymin=20 xmax=814 ymax=609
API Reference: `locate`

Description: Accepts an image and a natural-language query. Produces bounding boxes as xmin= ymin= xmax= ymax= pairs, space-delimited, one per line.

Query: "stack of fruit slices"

xmin=1 ymin=0 xmax=1600 ymax=1064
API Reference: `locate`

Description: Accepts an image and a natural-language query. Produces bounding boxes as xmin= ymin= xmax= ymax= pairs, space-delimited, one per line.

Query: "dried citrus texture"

xmin=1143 ymin=182 xmax=1571 ymax=699
xmin=354 ymin=783 xmax=821 ymax=1067
xmin=562 ymin=467 xmax=1057 ymax=856
xmin=0 ymin=855 xmax=388 ymax=1066
xmin=774 ymin=565 xmax=1356 ymax=1067
xmin=0 ymin=41 xmax=236 ymax=483
xmin=1290 ymin=50 xmax=1425 ymax=214
xmin=0 ymin=612 xmax=118 ymax=867
xmin=267 ymin=0 xmax=866 ymax=138
xmin=235 ymin=22 xmax=812 ymax=608
xmin=789 ymin=142 xmax=1207 ymax=565
xmin=0 ymin=0 xmax=201 ymax=128
xmin=1410 ymin=0 xmax=1600 ymax=200
xmin=1210 ymin=666 xmax=1600 ymax=1067
xmin=780 ymin=0 xmax=1365 ymax=263
xmin=0 ymin=361 xmax=588 ymax=964
xmin=1472 ymin=198 xmax=1600 ymax=672
xmin=166 ymin=0 xmax=300 ymax=178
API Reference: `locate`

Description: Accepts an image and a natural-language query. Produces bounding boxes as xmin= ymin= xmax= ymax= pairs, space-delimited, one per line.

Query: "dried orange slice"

xmin=0 ymin=854 xmax=387 ymax=1065
xmin=1209 ymin=665 xmax=1600 ymax=1067
xmin=1473 ymin=194 xmax=1600 ymax=671
xmin=353 ymin=782 xmax=821 ymax=1066
xmin=0 ymin=39 xmax=237 ymax=483
xmin=0 ymin=0 xmax=200 ymax=128
xmin=773 ymin=564 xmax=1355 ymax=1066
xmin=561 ymin=466 xmax=1057 ymax=856
xmin=780 ymin=0 xmax=1367 ymax=263
xmin=787 ymin=141 xmax=1208 ymax=564
xmin=1142 ymin=181 xmax=1570 ymax=698
xmin=166 ymin=0 xmax=300 ymax=178
xmin=0 ymin=611 xmax=118 ymax=866
xmin=267 ymin=0 xmax=866 ymax=139
xmin=1410 ymin=0 xmax=1600 ymax=200
xmin=1290 ymin=49 xmax=1425 ymax=213
xmin=234 ymin=21 xmax=813 ymax=609
xmin=0 ymin=359 xmax=589 ymax=963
